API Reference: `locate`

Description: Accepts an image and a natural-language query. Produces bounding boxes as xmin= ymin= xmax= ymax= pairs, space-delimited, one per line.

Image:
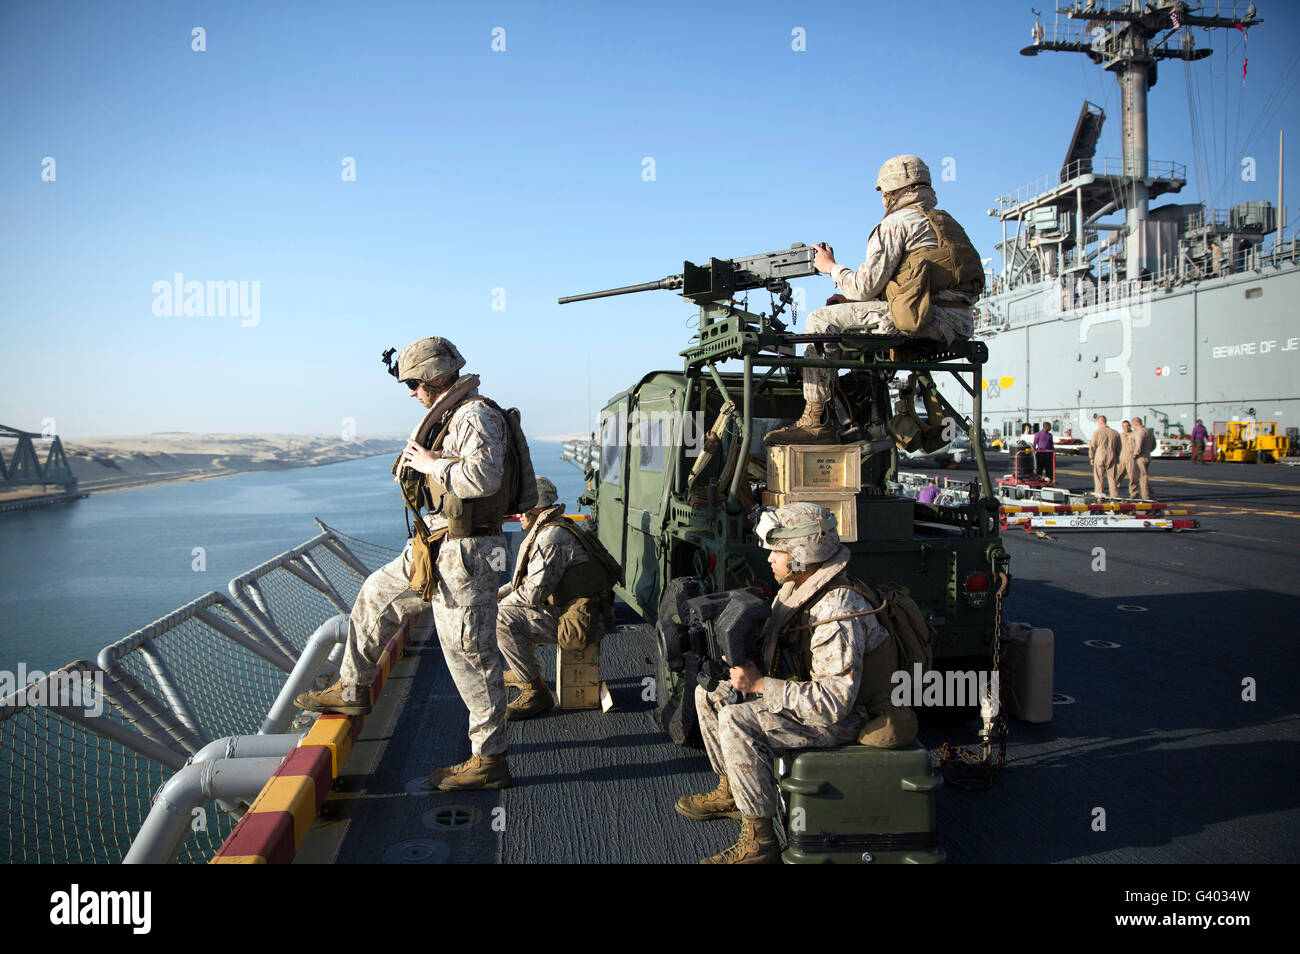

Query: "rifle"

xmin=559 ymin=243 xmax=819 ymax=306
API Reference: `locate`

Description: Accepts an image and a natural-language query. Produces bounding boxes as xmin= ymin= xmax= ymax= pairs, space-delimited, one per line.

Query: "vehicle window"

xmin=638 ymin=411 xmax=672 ymax=472
xmin=601 ymin=412 xmax=624 ymax=485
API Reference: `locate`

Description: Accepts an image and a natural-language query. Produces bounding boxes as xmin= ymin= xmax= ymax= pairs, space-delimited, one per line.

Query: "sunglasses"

xmin=402 ymin=379 xmax=423 ymax=390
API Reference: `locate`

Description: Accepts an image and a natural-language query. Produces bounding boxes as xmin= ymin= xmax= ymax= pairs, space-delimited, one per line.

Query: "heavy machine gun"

xmin=559 ymin=243 xmax=818 ymax=306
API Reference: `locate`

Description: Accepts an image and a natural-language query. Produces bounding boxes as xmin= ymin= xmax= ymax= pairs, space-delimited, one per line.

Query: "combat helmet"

xmin=754 ymin=502 xmax=841 ymax=564
xmin=875 ymin=154 xmax=931 ymax=193
xmin=533 ymin=475 xmax=558 ymax=509
xmin=397 ymin=336 xmax=465 ymax=383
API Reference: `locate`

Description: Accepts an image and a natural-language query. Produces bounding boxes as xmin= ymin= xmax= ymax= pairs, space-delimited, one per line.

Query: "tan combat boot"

xmin=763 ymin=401 xmax=835 ymax=445
xmin=294 ymin=680 xmax=372 ymax=716
xmin=701 ymin=816 xmax=781 ymax=864
xmin=503 ymin=668 xmax=525 ymax=689
xmin=674 ymin=775 xmax=742 ymax=821
xmin=427 ymin=754 xmax=512 ymax=791
xmin=506 ymin=677 xmax=555 ymax=721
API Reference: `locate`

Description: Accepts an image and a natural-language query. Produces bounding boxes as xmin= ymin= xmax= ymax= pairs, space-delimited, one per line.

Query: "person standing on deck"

xmin=297 ymin=336 xmax=519 ymax=792
xmin=1130 ymin=417 xmax=1157 ymax=501
xmin=1088 ymin=416 xmax=1122 ymax=497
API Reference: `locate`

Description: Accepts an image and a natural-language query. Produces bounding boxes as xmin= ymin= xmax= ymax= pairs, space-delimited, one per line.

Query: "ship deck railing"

xmin=993 ymin=157 xmax=1187 ymax=216
xmin=977 ymin=237 xmax=1300 ymax=332
xmin=0 ymin=521 xmax=401 ymax=864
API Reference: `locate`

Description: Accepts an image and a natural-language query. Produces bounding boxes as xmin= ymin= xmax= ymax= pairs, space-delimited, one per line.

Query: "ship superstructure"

xmin=965 ymin=1 xmax=1299 ymax=444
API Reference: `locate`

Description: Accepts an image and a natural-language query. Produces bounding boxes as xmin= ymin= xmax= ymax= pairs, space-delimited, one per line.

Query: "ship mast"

xmin=1023 ymin=0 xmax=1260 ymax=278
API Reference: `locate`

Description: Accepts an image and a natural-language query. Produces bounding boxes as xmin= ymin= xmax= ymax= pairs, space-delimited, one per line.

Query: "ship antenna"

xmin=1020 ymin=1 xmax=1264 ymax=279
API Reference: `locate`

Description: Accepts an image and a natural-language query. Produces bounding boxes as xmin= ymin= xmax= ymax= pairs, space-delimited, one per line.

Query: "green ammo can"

xmin=777 ymin=741 xmax=944 ymax=864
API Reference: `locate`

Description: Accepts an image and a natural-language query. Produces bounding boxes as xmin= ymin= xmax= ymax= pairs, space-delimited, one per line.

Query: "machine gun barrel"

xmin=557 ymin=276 xmax=683 ymax=305
xmin=558 ymin=243 xmax=816 ymax=305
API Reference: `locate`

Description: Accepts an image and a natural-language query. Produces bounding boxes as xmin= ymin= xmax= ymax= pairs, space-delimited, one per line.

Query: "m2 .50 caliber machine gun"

xmin=559 ymin=243 xmax=818 ymax=311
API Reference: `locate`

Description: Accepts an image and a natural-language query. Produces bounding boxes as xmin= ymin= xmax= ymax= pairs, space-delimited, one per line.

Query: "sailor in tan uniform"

xmin=765 ymin=155 xmax=983 ymax=445
xmin=1129 ymin=417 xmax=1157 ymax=500
xmin=1088 ymin=415 xmax=1123 ymax=497
xmin=1117 ymin=419 xmax=1135 ymax=490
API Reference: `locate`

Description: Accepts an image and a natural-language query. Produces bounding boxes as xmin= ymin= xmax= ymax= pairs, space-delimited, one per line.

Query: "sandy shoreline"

xmin=0 ymin=433 xmax=406 ymax=500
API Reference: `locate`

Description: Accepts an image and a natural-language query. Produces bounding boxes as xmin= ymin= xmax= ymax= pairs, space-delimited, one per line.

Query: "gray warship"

xmin=963 ymin=0 xmax=1298 ymax=447
xmin=2 ymin=0 xmax=1298 ymax=870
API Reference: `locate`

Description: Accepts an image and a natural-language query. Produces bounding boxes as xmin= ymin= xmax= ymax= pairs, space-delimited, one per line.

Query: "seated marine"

xmin=765 ymin=154 xmax=984 ymax=446
xmin=674 ymin=502 xmax=899 ymax=864
xmin=496 ymin=475 xmax=617 ymax=720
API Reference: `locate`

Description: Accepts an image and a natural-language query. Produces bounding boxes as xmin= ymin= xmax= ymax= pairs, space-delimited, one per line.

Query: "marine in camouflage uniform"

xmin=766 ymin=155 xmax=978 ymax=445
xmin=494 ymin=475 xmax=589 ymax=719
xmin=297 ymin=336 xmax=512 ymax=791
xmin=676 ymin=503 xmax=886 ymax=864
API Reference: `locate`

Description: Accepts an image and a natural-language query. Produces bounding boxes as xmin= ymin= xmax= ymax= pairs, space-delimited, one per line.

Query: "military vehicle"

xmin=559 ymin=244 xmax=1011 ymax=752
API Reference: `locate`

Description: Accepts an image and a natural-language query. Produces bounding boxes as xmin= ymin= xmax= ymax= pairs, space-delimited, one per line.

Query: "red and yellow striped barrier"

xmin=1000 ymin=501 xmax=1172 ymax=514
xmin=210 ymin=617 xmax=410 ymax=864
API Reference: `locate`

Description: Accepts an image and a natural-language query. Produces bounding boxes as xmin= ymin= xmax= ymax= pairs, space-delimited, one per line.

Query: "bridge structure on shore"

xmin=0 ymin=424 xmax=78 ymax=494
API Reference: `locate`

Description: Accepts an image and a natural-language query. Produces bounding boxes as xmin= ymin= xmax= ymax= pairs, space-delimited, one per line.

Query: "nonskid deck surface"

xmin=331 ymin=618 xmax=735 ymax=864
xmin=936 ymin=456 xmax=1300 ymax=862
xmin=333 ymin=460 xmax=1299 ymax=863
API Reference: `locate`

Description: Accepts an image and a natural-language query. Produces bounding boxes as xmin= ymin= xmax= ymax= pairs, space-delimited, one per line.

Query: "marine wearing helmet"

xmin=764 ymin=153 xmax=985 ymax=446
xmin=496 ymin=475 xmax=619 ymax=721
xmin=673 ymin=503 xmax=890 ymax=863
xmin=299 ymin=335 xmax=516 ymax=792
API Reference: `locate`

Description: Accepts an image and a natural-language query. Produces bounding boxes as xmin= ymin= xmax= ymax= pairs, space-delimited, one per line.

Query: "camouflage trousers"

xmin=695 ymin=683 xmax=863 ymax=818
xmin=339 ymin=543 xmax=425 ymax=689
xmin=496 ymin=600 xmax=562 ymax=684
xmin=431 ymin=535 xmax=510 ymax=757
xmin=802 ymin=302 xmax=893 ymax=403
xmin=801 ymin=302 xmax=948 ymax=403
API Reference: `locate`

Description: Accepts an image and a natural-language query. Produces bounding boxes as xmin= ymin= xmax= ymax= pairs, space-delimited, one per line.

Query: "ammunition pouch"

xmin=408 ymin=525 xmax=450 ymax=601
xmin=884 ymin=207 xmax=984 ymax=335
xmin=556 ymin=591 xmax=615 ymax=651
xmin=857 ymin=702 xmax=918 ymax=749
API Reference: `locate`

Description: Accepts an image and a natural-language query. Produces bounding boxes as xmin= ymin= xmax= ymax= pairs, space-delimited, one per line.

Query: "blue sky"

xmin=2 ymin=0 xmax=1297 ymax=439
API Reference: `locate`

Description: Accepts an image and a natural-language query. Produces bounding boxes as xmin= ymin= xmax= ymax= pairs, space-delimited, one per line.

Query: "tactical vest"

xmin=773 ymin=574 xmax=897 ymax=713
xmin=396 ymin=396 xmax=517 ymax=539
xmin=512 ymin=511 xmax=618 ymax=606
xmin=884 ymin=207 xmax=985 ymax=335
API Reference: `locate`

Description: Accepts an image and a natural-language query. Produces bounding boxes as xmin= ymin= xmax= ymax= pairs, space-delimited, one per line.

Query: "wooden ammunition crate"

xmin=766 ymin=444 xmax=862 ymax=494
xmin=762 ymin=490 xmax=859 ymax=543
xmin=555 ymin=643 xmax=601 ymax=710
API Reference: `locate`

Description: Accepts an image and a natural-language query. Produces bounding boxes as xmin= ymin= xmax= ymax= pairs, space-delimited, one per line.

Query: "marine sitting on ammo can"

xmin=496 ymin=474 xmax=619 ymax=720
xmin=674 ymin=502 xmax=912 ymax=864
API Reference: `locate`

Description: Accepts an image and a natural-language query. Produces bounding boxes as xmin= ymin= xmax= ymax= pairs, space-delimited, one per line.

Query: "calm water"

xmin=0 ymin=442 xmax=587 ymax=674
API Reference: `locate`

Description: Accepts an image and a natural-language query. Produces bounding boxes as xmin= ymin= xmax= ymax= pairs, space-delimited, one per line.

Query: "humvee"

xmin=560 ymin=244 xmax=1011 ymax=748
